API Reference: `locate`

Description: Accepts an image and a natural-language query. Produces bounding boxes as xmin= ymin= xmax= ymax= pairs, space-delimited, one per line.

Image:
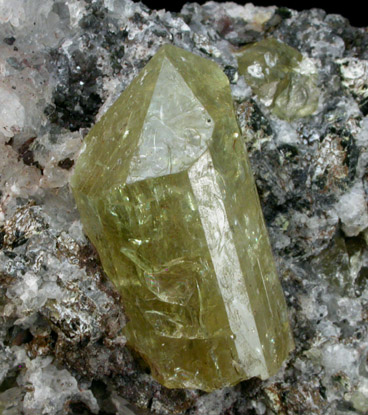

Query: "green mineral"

xmin=237 ymin=38 xmax=319 ymax=121
xmin=71 ymin=44 xmax=294 ymax=391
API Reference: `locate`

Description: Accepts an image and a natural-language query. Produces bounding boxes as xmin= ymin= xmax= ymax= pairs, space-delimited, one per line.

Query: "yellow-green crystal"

xmin=70 ymin=44 xmax=294 ymax=391
xmin=237 ymin=38 xmax=319 ymax=121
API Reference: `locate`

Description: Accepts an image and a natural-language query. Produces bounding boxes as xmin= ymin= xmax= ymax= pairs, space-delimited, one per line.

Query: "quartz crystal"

xmin=237 ymin=38 xmax=319 ymax=121
xmin=71 ymin=44 xmax=294 ymax=391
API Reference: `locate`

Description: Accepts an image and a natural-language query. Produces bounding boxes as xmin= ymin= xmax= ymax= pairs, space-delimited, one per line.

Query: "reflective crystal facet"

xmin=237 ymin=38 xmax=319 ymax=121
xmin=71 ymin=44 xmax=294 ymax=391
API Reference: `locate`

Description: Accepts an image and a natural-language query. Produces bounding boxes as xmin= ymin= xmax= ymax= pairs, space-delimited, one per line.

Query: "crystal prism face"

xmin=237 ymin=38 xmax=319 ymax=121
xmin=71 ymin=44 xmax=294 ymax=392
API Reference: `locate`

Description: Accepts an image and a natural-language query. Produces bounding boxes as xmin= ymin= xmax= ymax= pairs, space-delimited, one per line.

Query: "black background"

xmin=141 ymin=0 xmax=366 ymax=28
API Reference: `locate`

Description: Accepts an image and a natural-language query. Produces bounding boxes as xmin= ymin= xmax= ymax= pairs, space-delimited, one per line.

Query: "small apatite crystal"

xmin=71 ymin=44 xmax=294 ymax=391
xmin=237 ymin=38 xmax=319 ymax=121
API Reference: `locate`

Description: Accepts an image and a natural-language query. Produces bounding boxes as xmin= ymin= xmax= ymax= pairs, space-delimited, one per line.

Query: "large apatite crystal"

xmin=71 ymin=44 xmax=294 ymax=391
xmin=237 ymin=38 xmax=319 ymax=121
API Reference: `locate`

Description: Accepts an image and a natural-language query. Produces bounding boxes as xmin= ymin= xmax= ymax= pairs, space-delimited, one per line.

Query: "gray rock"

xmin=0 ymin=1 xmax=367 ymax=414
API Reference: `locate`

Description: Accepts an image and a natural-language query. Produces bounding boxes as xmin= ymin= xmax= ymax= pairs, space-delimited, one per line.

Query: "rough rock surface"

xmin=0 ymin=1 xmax=367 ymax=414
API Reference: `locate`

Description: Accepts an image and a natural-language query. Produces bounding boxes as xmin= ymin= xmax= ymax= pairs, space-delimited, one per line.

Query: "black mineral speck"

xmin=276 ymin=7 xmax=292 ymax=19
xmin=3 ymin=251 xmax=17 ymax=259
xmin=68 ymin=401 xmax=94 ymax=415
xmin=5 ymin=327 xmax=33 ymax=347
xmin=4 ymin=36 xmax=16 ymax=45
xmin=132 ymin=12 xmax=146 ymax=25
xmin=278 ymin=144 xmax=299 ymax=160
xmin=79 ymin=13 xmax=102 ymax=30
xmin=339 ymin=130 xmax=360 ymax=181
xmin=58 ymin=158 xmax=74 ymax=170
xmin=17 ymin=136 xmax=43 ymax=172
xmin=250 ymin=101 xmax=273 ymax=136
xmin=224 ymin=65 xmax=238 ymax=84
xmin=0 ymin=227 xmax=5 ymax=249
xmin=46 ymin=49 xmax=103 ymax=131
xmin=22 ymin=150 xmax=35 ymax=166
xmin=11 ymin=230 xmax=28 ymax=249
xmin=359 ymin=96 xmax=368 ymax=116
xmin=81 ymin=0 xmax=106 ymax=28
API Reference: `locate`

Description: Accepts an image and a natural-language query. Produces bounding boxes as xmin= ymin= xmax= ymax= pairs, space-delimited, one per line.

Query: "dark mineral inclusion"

xmin=71 ymin=44 xmax=294 ymax=391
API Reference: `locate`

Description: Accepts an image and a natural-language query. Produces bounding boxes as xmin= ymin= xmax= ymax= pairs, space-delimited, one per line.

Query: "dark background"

xmin=141 ymin=0 xmax=366 ymax=28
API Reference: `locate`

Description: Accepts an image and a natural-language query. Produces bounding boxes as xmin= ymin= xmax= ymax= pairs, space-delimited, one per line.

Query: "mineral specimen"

xmin=237 ymin=38 xmax=319 ymax=121
xmin=70 ymin=44 xmax=294 ymax=391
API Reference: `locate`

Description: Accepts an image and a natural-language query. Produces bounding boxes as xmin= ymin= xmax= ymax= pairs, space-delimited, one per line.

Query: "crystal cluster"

xmin=237 ymin=38 xmax=319 ymax=121
xmin=71 ymin=44 xmax=294 ymax=391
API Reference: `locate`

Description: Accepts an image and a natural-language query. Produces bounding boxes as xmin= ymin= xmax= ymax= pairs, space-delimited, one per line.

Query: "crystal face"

xmin=71 ymin=44 xmax=294 ymax=391
xmin=237 ymin=38 xmax=319 ymax=121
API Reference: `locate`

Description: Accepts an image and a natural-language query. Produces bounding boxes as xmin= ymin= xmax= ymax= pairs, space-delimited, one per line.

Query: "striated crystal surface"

xmin=237 ymin=38 xmax=319 ymax=121
xmin=71 ymin=44 xmax=294 ymax=391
